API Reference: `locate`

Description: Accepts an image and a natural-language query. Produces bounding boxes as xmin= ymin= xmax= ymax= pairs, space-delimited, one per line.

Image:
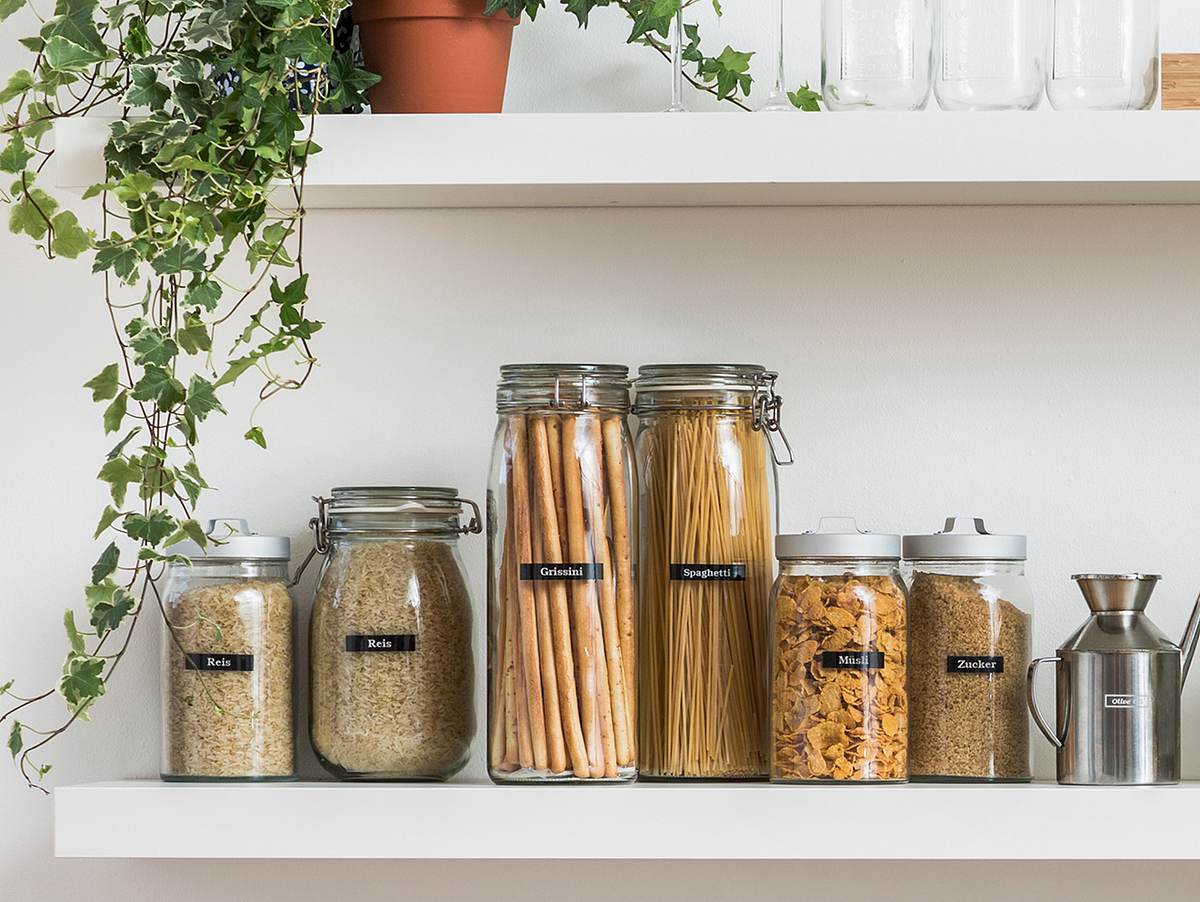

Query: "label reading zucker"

xmin=947 ymin=655 xmax=1004 ymax=674
xmin=345 ymin=635 xmax=417 ymax=652
xmin=519 ymin=563 xmax=603 ymax=581
xmin=669 ymin=564 xmax=747 ymax=581
xmin=820 ymin=651 xmax=885 ymax=670
xmin=185 ymin=653 xmax=254 ymax=672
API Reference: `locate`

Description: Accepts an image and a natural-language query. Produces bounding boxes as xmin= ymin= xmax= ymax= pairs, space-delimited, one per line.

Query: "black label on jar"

xmin=185 ymin=653 xmax=254 ymax=672
xmin=519 ymin=563 xmax=603 ymax=581
xmin=820 ymin=651 xmax=885 ymax=670
xmin=669 ymin=564 xmax=747 ymax=581
xmin=345 ymin=635 xmax=417 ymax=652
xmin=947 ymin=655 xmax=1004 ymax=674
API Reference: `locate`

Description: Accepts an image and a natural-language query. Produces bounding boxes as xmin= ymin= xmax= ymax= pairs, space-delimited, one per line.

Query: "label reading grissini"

xmin=669 ymin=564 xmax=747 ymax=581
xmin=519 ymin=563 xmax=604 ymax=581
xmin=946 ymin=655 xmax=1004 ymax=674
xmin=184 ymin=653 xmax=254 ymax=672
xmin=344 ymin=635 xmax=417 ymax=652
xmin=820 ymin=651 xmax=885 ymax=671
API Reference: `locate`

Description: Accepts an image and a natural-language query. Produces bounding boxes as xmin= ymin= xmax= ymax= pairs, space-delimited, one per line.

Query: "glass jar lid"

xmin=633 ymin=363 xmax=772 ymax=397
xmin=171 ymin=518 xmax=290 ymax=561
xmin=496 ymin=364 xmax=630 ymax=412
xmin=317 ymin=486 xmax=482 ymax=540
xmin=902 ymin=517 xmax=1026 ymax=561
xmin=776 ymin=517 xmax=900 ymax=561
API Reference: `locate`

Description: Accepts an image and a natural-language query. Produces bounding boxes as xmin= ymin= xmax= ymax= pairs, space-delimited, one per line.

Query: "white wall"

xmin=4 ymin=2 xmax=1200 ymax=899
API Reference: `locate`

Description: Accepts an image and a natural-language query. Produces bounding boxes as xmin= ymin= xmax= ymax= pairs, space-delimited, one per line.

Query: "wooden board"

xmin=1163 ymin=54 xmax=1200 ymax=110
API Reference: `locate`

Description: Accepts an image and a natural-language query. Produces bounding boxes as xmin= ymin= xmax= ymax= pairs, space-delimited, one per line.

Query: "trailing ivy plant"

xmin=0 ymin=0 xmax=376 ymax=790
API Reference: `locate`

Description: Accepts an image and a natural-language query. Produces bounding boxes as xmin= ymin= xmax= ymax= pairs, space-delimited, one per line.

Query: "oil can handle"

xmin=1027 ymin=656 xmax=1066 ymax=749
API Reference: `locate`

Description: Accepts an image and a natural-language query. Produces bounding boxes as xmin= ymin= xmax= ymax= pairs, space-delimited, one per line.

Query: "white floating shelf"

xmin=55 ymin=779 xmax=1200 ymax=859
xmin=54 ymin=111 xmax=1200 ymax=208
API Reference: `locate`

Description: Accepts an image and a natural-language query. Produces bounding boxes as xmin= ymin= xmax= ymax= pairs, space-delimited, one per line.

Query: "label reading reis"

xmin=345 ymin=635 xmax=417 ymax=653
xmin=519 ymin=563 xmax=603 ymax=581
xmin=820 ymin=651 xmax=885 ymax=670
xmin=947 ymin=655 xmax=1004 ymax=674
xmin=669 ymin=564 xmax=747 ymax=581
xmin=185 ymin=653 xmax=254 ymax=672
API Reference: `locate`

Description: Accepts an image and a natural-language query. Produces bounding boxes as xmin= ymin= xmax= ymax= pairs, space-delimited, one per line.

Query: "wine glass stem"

xmin=670 ymin=9 xmax=684 ymax=110
xmin=773 ymin=0 xmax=786 ymax=97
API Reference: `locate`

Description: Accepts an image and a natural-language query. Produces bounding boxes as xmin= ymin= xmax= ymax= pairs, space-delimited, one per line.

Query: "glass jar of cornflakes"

xmin=770 ymin=519 xmax=908 ymax=783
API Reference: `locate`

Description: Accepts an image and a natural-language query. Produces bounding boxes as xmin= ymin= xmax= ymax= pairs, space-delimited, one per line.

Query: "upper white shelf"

xmin=55 ymin=779 xmax=1200 ymax=859
xmin=54 ymin=112 xmax=1200 ymax=208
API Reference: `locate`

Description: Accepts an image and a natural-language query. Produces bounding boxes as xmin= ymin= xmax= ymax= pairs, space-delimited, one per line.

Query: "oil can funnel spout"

xmin=1181 ymin=591 xmax=1200 ymax=690
xmin=1072 ymin=573 xmax=1159 ymax=613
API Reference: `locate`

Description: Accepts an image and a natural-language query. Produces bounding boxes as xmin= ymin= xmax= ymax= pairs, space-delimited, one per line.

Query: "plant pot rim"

xmin=352 ymin=0 xmax=519 ymax=25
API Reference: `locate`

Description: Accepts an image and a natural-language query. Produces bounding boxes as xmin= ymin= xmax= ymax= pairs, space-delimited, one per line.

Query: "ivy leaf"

xmin=151 ymin=243 xmax=206 ymax=275
xmin=132 ymin=365 xmax=185 ymax=411
xmin=0 ymin=0 xmax=24 ymax=20
xmin=59 ymin=654 xmax=105 ymax=713
xmin=90 ymin=541 xmax=119 ymax=583
xmin=0 ymin=135 xmax=34 ymax=175
xmin=165 ymin=518 xmax=207 ymax=549
xmin=96 ymin=456 xmax=141 ymax=505
xmin=9 ymin=186 xmax=58 ymax=239
xmin=44 ymin=35 xmax=108 ymax=69
xmin=0 ymin=680 xmax=13 ymax=695
xmin=213 ymin=355 xmax=257 ymax=388
xmin=64 ymin=609 xmax=85 ymax=654
xmin=185 ymin=279 xmax=222 ymax=311
xmin=105 ymin=428 xmax=140 ymax=460
xmin=83 ymin=363 xmax=121 ymax=401
xmin=42 ymin=0 xmax=108 ymax=55
xmin=0 ymin=69 xmax=34 ymax=103
xmin=124 ymin=509 xmax=175 ymax=545
xmin=130 ymin=325 xmax=178 ymax=367
xmin=102 ymin=390 xmax=128 ymax=434
xmin=788 ymin=84 xmax=822 ymax=112
xmin=93 ymin=505 xmax=122 ymax=539
xmin=93 ymin=243 xmax=140 ymax=282
xmin=50 ymin=210 xmax=91 ymax=258
xmin=185 ymin=374 xmax=225 ymax=421
xmin=175 ymin=315 xmax=211 ymax=355
xmin=125 ymin=64 xmax=170 ymax=109
xmin=7 ymin=722 xmax=20 ymax=760
xmin=177 ymin=460 xmax=209 ymax=506
xmin=86 ymin=584 xmax=135 ymax=633
xmin=244 ymin=426 xmax=267 ymax=448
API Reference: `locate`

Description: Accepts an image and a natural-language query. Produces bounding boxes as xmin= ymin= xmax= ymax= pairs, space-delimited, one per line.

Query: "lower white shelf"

xmin=54 ymin=779 xmax=1200 ymax=860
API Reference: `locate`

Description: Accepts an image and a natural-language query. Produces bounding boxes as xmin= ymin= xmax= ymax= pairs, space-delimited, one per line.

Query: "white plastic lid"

xmin=171 ymin=518 xmax=290 ymax=561
xmin=902 ymin=517 xmax=1026 ymax=561
xmin=776 ymin=517 xmax=901 ymax=561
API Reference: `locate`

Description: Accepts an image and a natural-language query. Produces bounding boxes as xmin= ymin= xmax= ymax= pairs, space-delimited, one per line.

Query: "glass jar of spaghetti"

xmin=487 ymin=364 xmax=638 ymax=783
xmin=770 ymin=520 xmax=908 ymax=783
xmin=633 ymin=364 xmax=793 ymax=780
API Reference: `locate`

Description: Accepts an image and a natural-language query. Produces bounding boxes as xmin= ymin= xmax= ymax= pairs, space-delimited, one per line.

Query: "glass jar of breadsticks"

xmin=487 ymin=364 xmax=638 ymax=782
xmin=770 ymin=519 xmax=908 ymax=783
xmin=633 ymin=364 xmax=793 ymax=780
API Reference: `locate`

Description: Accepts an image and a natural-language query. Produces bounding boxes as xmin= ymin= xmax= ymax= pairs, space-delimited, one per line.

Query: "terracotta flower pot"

xmin=353 ymin=0 xmax=519 ymax=113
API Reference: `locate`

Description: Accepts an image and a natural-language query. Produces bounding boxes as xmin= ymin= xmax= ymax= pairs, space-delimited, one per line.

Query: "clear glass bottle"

xmin=823 ymin=0 xmax=934 ymax=110
xmin=1047 ymin=0 xmax=1158 ymax=110
xmin=903 ymin=517 xmax=1033 ymax=782
xmin=160 ymin=519 xmax=295 ymax=782
xmin=634 ymin=364 xmax=792 ymax=780
xmin=488 ymin=365 xmax=638 ymax=783
xmin=936 ymin=0 xmax=1046 ymax=110
xmin=770 ymin=520 xmax=908 ymax=783
xmin=307 ymin=487 xmax=479 ymax=781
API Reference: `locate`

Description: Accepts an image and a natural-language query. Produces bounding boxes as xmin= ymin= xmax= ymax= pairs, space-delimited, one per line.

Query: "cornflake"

xmin=771 ymin=573 xmax=908 ymax=782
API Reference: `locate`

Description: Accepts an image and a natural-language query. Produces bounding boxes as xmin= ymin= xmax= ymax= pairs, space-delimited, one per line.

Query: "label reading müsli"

xmin=669 ymin=564 xmax=747 ymax=581
xmin=345 ymin=635 xmax=417 ymax=653
xmin=519 ymin=563 xmax=603 ymax=581
xmin=185 ymin=653 xmax=254 ymax=672
xmin=820 ymin=651 xmax=885 ymax=670
xmin=947 ymin=655 xmax=1004 ymax=674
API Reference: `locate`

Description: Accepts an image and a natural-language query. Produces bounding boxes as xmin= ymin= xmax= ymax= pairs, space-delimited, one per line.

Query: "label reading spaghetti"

xmin=820 ymin=651 xmax=885 ymax=671
xmin=345 ymin=634 xmax=417 ymax=652
xmin=669 ymin=564 xmax=747 ymax=581
xmin=185 ymin=653 xmax=254 ymax=672
xmin=519 ymin=563 xmax=603 ymax=581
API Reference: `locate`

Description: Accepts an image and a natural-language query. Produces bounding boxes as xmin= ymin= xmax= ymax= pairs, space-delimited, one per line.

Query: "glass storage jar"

xmin=935 ymin=0 xmax=1046 ymax=110
xmin=770 ymin=520 xmax=908 ymax=783
xmin=634 ymin=364 xmax=792 ymax=780
xmin=823 ymin=0 xmax=934 ymax=110
xmin=307 ymin=487 xmax=479 ymax=781
xmin=1047 ymin=0 xmax=1158 ymax=110
xmin=160 ymin=519 xmax=295 ymax=782
xmin=488 ymin=364 xmax=638 ymax=783
xmin=903 ymin=517 xmax=1032 ymax=782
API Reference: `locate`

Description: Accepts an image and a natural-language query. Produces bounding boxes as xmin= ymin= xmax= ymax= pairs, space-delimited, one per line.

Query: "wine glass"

xmin=664 ymin=8 xmax=688 ymax=112
xmin=757 ymin=0 xmax=794 ymax=111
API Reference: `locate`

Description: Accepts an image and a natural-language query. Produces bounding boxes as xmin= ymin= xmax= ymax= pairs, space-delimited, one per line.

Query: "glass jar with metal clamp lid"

xmin=633 ymin=364 xmax=794 ymax=780
xmin=488 ymin=364 xmax=638 ymax=783
xmin=301 ymin=486 xmax=481 ymax=781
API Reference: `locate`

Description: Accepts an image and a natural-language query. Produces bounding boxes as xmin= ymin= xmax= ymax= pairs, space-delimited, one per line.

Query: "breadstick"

xmin=602 ymin=415 xmax=636 ymax=753
xmin=511 ymin=416 xmax=548 ymax=771
xmin=490 ymin=494 xmax=513 ymax=768
xmin=585 ymin=416 xmax=632 ymax=769
xmin=531 ymin=416 xmax=591 ymax=778
xmin=545 ymin=416 xmax=568 ymax=555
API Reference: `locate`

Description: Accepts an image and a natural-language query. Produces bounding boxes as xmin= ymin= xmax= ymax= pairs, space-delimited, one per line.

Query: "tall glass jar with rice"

xmin=903 ymin=517 xmax=1032 ymax=782
xmin=160 ymin=519 xmax=295 ymax=782
xmin=307 ymin=487 xmax=480 ymax=781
